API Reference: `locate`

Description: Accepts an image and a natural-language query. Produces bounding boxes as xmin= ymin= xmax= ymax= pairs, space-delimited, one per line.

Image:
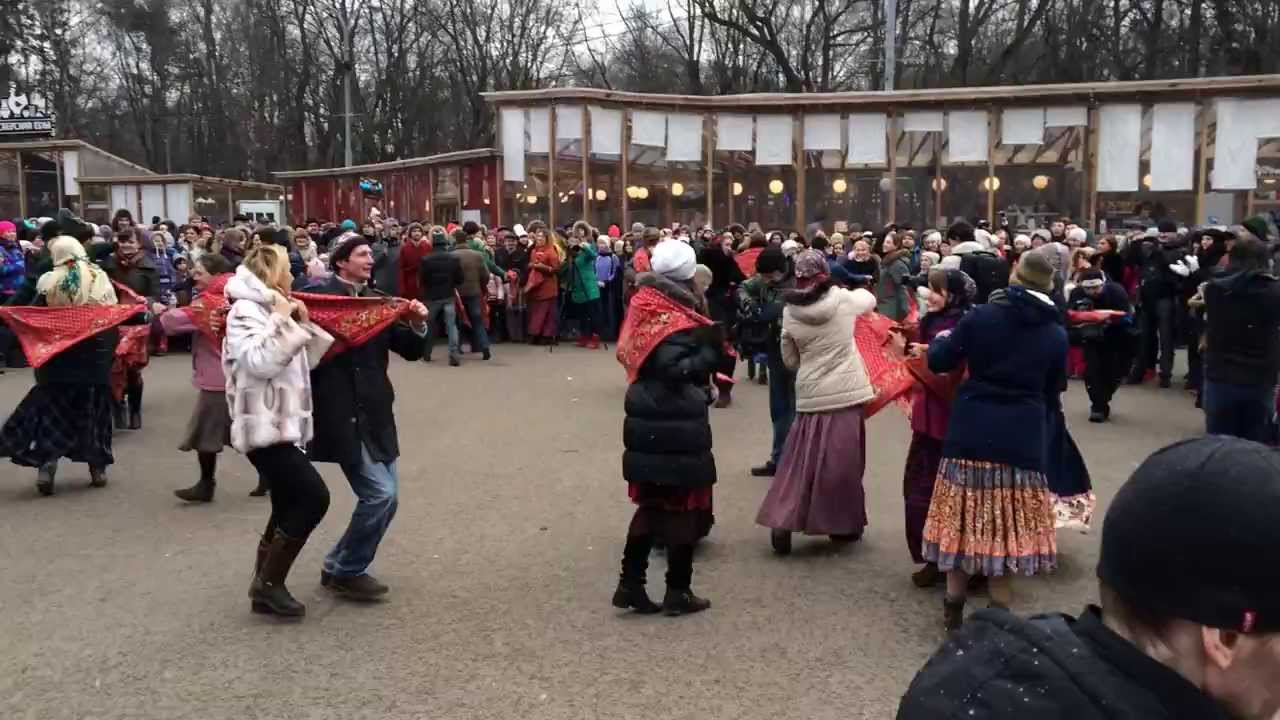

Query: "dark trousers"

xmin=570 ymin=298 xmax=602 ymax=339
xmin=1083 ymin=339 xmax=1129 ymax=410
xmin=621 ymin=507 xmax=698 ymax=590
xmin=767 ymin=352 xmax=797 ymax=465
xmin=460 ymin=294 xmax=490 ymax=352
xmin=1186 ymin=315 xmax=1205 ymax=389
xmin=1204 ymin=380 xmax=1276 ymax=443
xmin=1136 ymin=295 xmax=1177 ymax=380
xmin=247 ymin=443 xmax=330 ymax=539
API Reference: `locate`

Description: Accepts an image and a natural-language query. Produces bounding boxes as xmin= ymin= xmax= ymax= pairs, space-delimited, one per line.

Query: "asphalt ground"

xmin=0 ymin=344 xmax=1202 ymax=719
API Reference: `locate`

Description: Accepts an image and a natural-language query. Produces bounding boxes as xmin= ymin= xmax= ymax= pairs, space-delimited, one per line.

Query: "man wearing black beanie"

xmin=737 ymin=245 xmax=795 ymax=477
xmin=898 ymin=435 xmax=1280 ymax=720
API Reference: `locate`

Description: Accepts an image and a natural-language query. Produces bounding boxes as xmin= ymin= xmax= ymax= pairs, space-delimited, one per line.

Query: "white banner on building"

xmin=846 ymin=113 xmax=887 ymax=165
xmin=527 ymin=108 xmax=550 ymax=154
xmin=717 ymin=114 xmax=753 ymax=151
xmin=755 ymin=115 xmax=793 ymax=165
xmin=902 ymin=111 xmax=943 ymax=133
xmin=803 ymin=114 xmax=842 ymax=151
xmin=666 ymin=113 xmax=703 ymax=161
xmin=1097 ymin=104 xmax=1142 ymax=192
xmin=947 ymin=110 xmax=988 ymax=163
xmin=631 ymin=110 xmax=667 ymax=147
xmin=588 ymin=106 xmax=623 ymax=155
xmin=1149 ymin=103 xmax=1196 ymax=191
xmin=500 ymin=107 xmax=525 ymax=182
xmin=1214 ymin=98 xmax=1259 ymax=190
xmin=555 ymin=106 xmax=583 ymax=140
xmin=1045 ymin=106 xmax=1088 ymax=127
xmin=1001 ymin=108 xmax=1044 ymax=145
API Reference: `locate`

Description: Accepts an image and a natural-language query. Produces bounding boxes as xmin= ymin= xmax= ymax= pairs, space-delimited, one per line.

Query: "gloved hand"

xmin=1169 ymin=262 xmax=1191 ymax=277
xmin=1183 ymin=255 xmax=1200 ymax=273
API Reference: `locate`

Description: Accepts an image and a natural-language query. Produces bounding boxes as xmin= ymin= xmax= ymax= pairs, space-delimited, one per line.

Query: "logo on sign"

xmin=0 ymin=88 xmax=56 ymax=137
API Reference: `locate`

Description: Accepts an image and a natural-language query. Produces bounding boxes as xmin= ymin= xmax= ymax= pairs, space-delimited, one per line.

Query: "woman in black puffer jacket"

xmin=615 ymin=240 xmax=722 ymax=617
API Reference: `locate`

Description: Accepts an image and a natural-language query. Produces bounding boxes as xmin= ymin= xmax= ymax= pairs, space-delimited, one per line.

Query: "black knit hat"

xmin=756 ymin=245 xmax=787 ymax=275
xmin=1098 ymin=436 xmax=1280 ymax=634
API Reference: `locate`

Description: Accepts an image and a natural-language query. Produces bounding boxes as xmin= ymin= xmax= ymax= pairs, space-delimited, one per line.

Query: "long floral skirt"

xmin=0 ymin=383 xmax=114 ymax=468
xmin=756 ymin=405 xmax=867 ymax=536
xmin=921 ymin=458 xmax=1057 ymax=577
xmin=902 ymin=432 xmax=944 ymax=564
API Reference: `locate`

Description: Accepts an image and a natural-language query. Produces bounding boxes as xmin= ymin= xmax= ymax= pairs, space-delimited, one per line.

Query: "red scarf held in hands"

xmin=0 ymin=280 xmax=148 ymax=369
xmin=853 ymin=311 xmax=917 ymax=419
xmin=734 ymin=246 xmax=764 ymax=277
xmin=178 ymin=278 xmax=412 ymax=361
xmin=616 ymin=286 xmax=712 ymax=384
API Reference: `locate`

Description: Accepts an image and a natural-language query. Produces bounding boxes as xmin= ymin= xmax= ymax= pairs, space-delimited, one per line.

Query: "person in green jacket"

xmin=564 ymin=221 xmax=602 ymax=348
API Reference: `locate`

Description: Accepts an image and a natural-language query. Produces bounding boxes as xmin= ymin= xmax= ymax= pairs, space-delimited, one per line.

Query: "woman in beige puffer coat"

xmin=757 ymin=249 xmax=877 ymax=555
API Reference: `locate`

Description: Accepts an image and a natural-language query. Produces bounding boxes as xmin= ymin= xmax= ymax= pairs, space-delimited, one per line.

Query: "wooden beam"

xmin=581 ymin=109 xmax=590 ymax=224
xmin=727 ymin=154 xmax=734 ymax=224
xmin=705 ymin=113 xmax=713 ymax=228
xmin=933 ymin=133 xmax=943 ymax=226
xmin=1087 ymin=106 xmax=1100 ymax=229
xmin=1195 ymin=102 xmax=1209 ymax=224
xmin=887 ymin=112 xmax=898 ymax=225
xmin=620 ymin=110 xmax=629 ymax=231
xmin=794 ymin=113 xmax=805 ymax=234
xmin=987 ymin=108 xmax=997 ymax=227
xmin=549 ymin=104 xmax=557 ymax=230
xmin=15 ymin=150 xmax=25 ymax=218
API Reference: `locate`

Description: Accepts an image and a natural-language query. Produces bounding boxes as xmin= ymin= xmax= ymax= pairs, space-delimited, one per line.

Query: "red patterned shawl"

xmin=179 ymin=274 xmax=232 ymax=344
xmin=854 ymin=311 xmax=917 ymax=418
xmin=0 ymin=303 xmax=144 ymax=368
xmin=616 ymin=286 xmax=712 ymax=383
xmin=734 ymin=247 xmax=764 ymax=277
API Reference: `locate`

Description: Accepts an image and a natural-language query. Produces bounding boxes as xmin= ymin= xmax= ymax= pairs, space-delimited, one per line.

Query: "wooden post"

xmin=987 ymin=107 xmax=997 ymax=227
xmin=495 ymin=107 xmax=504 ymax=228
xmin=15 ymin=150 xmax=25 ymax=218
xmin=727 ymin=157 xmax=735 ymax=224
xmin=427 ymin=167 xmax=435 ymax=224
xmin=582 ymin=109 xmax=591 ymax=224
xmin=794 ymin=113 xmax=806 ymax=234
xmin=932 ymin=133 xmax=943 ymax=226
xmin=548 ymin=104 xmax=558 ymax=229
xmin=886 ymin=111 xmax=897 ymax=225
xmin=705 ymin=113 xmax=714 ymax=227
xmin=55 ymin=151 xmax=64 ymax=211
xmin=1087 ymin=106 xmax=1100 ymax=230
xmin=1077 ymin=125 xmax=1089 ymax=225
xmin=226 ymin=187 xmax=233 ymax=224
xmin=1194 ymin=102 xmax=1210 ymax=224
xmin=620 ymin=109 xmax=629 ymax=231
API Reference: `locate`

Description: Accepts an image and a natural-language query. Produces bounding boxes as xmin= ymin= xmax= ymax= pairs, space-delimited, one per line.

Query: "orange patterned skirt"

xmin=921 ymin=458 xmax=1057 ymax=577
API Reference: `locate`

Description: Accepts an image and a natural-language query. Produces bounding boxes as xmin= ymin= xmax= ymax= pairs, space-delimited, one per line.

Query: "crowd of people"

xmin=1 ymin=202 xmax=1278 ymax=718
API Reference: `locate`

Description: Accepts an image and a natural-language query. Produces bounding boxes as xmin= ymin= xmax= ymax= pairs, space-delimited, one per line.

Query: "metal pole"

xmin=884 ymin=0 xmax=897 ymax=91
xmin=343 ymin=12 xmax=353 ymax=167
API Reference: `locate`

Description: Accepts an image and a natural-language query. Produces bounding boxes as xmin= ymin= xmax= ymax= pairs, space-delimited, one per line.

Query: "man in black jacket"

xmin=1202 ymin=236 xmax=1280 ymax=441
xmin=305 ymin=234 xmax=428 ymax=601
xmin=1127 ymin=220 xmax=1193 ymax=387
xmin=899 ymin=436 xmax=1280 ymax=720
xmin=1068 ymin=269 xmax=1134 ymax=422
xmin=418 ymin=228 xmax=465 ymax=366
xmin=949 ymin=221 xmax=1010 ymax=304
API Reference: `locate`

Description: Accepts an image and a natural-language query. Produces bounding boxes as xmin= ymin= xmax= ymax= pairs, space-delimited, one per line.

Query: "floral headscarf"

xmin=36 ymin=236 xmax=118 ymax=306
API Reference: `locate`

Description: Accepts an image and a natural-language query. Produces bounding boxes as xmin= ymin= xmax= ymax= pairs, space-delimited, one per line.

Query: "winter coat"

xmin=1204 ymin=267 xmax=1280 ymax=386
xmin=222 ymin=266 xmax=333 ymax=454
xmin=371 ymin=238 xmax=402 ymax=296
xmin=398 ymin=239 xmax=432 ymax=301
xmin=622 ymin=273 xmax=722 ymax=491
xmin=103 ymin=252 xmax=160 ymax=301
xmin=159 ymin=307 xmax=224 ymax=391
xmin=566 ymin=242 xmax=601 ymax=303
xmin=928 ymin=285 xmax=1068 ymax=472
xmin=781 ymin=282 xmax=877 ymax=413
xmin=875 ymin=250 xmax=912 ymax=320
xmin=1129 ymin=237 xmax=1190 ymax=300
xmin=453 ymin=247 xmax=491 ymax=298
xmin=418 ymin=251 xmax=464 ymax=302
xmin=958 ymin=250 xmax=1010 ymax=304
xmin=897 ymin=607 xmax=1231 ymax=720
xmin=496 ymin=246 xmax=529 ymax=284
xmin=736 ymin=275 xmax=790 ymax=358
xmin=304 ymin=273 xmax=427 ymax=465
xmin=0 ymin=240 xmax=25 ymax=299
xmin=594 ymin=251 xmax=622 ymax=287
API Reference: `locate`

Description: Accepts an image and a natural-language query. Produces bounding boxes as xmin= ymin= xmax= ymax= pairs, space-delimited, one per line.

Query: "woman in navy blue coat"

xmin=920 ymin=250 xmax=1067 ymax=630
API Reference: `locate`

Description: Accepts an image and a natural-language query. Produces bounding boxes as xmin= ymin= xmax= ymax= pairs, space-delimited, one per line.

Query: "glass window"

xmin=0 ymin=150 xmax=18 ymax=219
xmin=994 ymin=126 xmax=1086 ymax=232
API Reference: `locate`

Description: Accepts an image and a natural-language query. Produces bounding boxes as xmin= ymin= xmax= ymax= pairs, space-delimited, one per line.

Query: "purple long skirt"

xmin=756 ymin=405 xmax=867 ymax=536
xmin=902 ymin=431 xmax=944 ymax=563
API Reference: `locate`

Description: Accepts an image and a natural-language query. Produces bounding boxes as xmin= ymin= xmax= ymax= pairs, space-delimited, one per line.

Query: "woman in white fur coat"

xmin=223 ymin=244 xmax=333 ymax=618
xmin=756 ymin=249 xmax=878 ymax=555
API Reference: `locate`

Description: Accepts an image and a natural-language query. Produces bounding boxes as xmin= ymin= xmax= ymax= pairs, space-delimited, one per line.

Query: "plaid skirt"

xmin=0 ymin=383 xmax=114 ymax=468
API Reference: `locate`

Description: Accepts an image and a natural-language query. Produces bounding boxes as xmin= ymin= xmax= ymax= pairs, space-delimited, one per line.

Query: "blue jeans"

xmin=324 ymin=443 xmax=399 ymax=578
xmin=1203 ymin=379 xmax=1276 ymax=443
xmin=767 ymin=352 xmax=796 ymax=465
xmin=461 ymin=295 xmax=490 ymax=352
xmin=426 ymin=297 xmax=459 ymax=357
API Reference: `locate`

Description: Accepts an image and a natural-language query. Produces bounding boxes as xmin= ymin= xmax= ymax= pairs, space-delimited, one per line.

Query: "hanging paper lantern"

xmin=768 ymin=179 xmax=784 ymax=195
xmin=671 ymin=182 xmax=685 ymax=196
xmin=832 ymin=178 xmax=848 ymax=194
xmin=1032 ymin=175 xmax=1050 ymax=190
xmin=732 ymin=182 xmax=743 ymax=196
